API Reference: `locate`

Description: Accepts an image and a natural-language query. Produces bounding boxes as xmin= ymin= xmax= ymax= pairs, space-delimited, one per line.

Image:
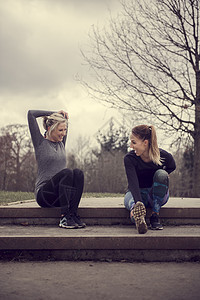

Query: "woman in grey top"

xmin=28 ymin=109 xmax=86 ymax=229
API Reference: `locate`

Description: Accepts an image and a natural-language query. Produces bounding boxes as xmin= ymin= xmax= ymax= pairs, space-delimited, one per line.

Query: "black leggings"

xmin=36 ymin=168 xmax=84 ymax=216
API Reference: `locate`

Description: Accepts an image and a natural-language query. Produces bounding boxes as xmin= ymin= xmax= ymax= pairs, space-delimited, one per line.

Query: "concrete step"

xmin=0 ymin=197 xmax=200 ymax=226
xmin=0 ymin=225 xmax=200 ymax=262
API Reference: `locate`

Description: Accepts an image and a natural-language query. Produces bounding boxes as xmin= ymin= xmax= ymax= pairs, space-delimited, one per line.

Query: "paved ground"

xmin=5 ymin=197 xmax=200 ymax=208
xmin=0 ymin=261 xmax=199 ymax=300
xmin=1 ymin=224 xmax=200 ymax=237
xmin=1 ymin=197 xmax=199 ymax=300
xmin=3 ymin=197 xmax=200 ymax=207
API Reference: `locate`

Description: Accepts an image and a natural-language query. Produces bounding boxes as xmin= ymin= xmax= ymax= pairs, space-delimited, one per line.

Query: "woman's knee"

xmin=153 ymin=169 xmax=169 ymax=186
xmin=60 ymin=168 xmax=73 ymax=177
xmin=73 ymin=168 xmax=84 ymax=180
xmin=59 ymin=168 xmax=74 ymax=185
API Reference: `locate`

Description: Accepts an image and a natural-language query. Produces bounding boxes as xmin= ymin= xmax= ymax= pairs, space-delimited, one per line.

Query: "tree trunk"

xmin=15 ymin=152 xmax=21 ymax=191
xmin=193 ymin=70 xmax=200 ymax=197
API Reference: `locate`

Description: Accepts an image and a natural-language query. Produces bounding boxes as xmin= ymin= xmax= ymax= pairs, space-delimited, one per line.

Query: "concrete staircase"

xmin=0 ymin=197 xmax=200 ymax=262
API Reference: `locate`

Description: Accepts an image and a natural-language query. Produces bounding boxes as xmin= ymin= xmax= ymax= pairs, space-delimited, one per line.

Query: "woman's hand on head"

xmin=58 ymin=110 xmax=69 ymax=120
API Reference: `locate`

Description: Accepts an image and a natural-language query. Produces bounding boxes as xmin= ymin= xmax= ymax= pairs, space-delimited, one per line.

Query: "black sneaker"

xmin=150 ymin=213 xmax=163 ymax=230
xmin=72 ymin=213 xmax=86 ymax=228
xmin=133 ymin=201 xmax=148 ymax=234
xmin=59 ymin=216 xmax=78 ymax=229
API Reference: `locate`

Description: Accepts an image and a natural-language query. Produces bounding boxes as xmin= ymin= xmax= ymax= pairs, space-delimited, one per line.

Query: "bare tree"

xmin=0 ymin=134 xmax=13 ymax=190
xmin=81 ymin=0 xmax=200 ymax=196
xmin=85 ymin=149 xmax=127 ymax=193
xmin=84 ymin=119 xmax=128 ymax=193
xmin=0 ymin=124 xmax=35 ymax=191
xmin=170 ymin=146 xmax=194 ymax=196
xmin=21 ymin=151 xmax=37 ymax=192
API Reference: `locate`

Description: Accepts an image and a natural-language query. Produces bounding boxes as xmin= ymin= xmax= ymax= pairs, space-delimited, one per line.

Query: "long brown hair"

xmin=132 ymin=125 xmax=162 ymax=165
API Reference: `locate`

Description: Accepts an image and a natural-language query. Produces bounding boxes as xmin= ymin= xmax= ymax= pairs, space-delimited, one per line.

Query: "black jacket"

xmin=124 ymin=149 xmax=176 ymax=202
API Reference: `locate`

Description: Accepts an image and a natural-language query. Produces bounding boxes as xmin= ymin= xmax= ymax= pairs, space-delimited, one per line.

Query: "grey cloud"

xmin=0 ymin=0 xmax=119 ymax=94
xmin=0 ymin=0 xmax=122 ymax=141
xmin=0 ymin=3 xmax=81 ymax=94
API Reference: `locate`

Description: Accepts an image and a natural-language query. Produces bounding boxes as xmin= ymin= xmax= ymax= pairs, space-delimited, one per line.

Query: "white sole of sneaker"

xmin=77 ymin=224 xmax=86 ymax=228
xmin=59 ymin=224 xmax=78 ymax=229
xmin=150 ymin=225 xmax=163 ymax=230
xmin=133 ymin=201 xmax=148 ymax=234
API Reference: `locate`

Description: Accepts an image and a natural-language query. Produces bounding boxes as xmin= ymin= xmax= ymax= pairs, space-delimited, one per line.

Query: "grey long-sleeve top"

xmin=28 ymin=110 xmax=67 ymax=196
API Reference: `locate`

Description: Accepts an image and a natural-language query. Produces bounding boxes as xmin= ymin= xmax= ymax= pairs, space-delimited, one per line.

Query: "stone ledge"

xmin=1 ymin=235 xmax=200 ymax=250
xmin=0 ymin=225 xmax=200 ymax=262
xmin=1 ymin=197 xmax=200 ymax=226
xmin=0 ymin=207 xmax=200 ymax=226
xmin=0 ymin=206 xmax=200 ymax=218
xmin=1 ymin=249 xmax=200 ymax=262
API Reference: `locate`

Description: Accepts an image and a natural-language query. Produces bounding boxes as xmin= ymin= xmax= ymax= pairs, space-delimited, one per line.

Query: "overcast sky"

xmin=0 ymin=0 xmax=124 ymax=150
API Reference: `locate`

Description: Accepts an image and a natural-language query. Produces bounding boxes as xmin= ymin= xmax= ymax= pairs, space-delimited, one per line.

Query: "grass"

xmin=0 ymin=191 xmax=35 ymax=205
xmin=0 ymin=191 xmax=124 ymax=205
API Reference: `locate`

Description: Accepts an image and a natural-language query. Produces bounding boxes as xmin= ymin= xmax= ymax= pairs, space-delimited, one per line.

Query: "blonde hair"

xmin=132 ymin=125 xmax=162 ymax=165
xmin=42 ymin=113 xmax=68 ymax=139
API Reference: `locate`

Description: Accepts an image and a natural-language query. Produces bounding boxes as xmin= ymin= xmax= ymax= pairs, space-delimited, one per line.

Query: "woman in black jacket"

xmin=124 ymin=125 xmax=176 ymax=234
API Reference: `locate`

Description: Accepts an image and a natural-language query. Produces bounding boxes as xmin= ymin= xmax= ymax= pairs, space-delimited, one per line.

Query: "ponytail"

xmin=148 ymin=125 xmax=162 ymax=165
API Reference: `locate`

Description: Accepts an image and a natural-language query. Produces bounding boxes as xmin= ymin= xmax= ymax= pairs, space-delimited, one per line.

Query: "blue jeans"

xmin=124 ymin=169 xmax=169 ymax=214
